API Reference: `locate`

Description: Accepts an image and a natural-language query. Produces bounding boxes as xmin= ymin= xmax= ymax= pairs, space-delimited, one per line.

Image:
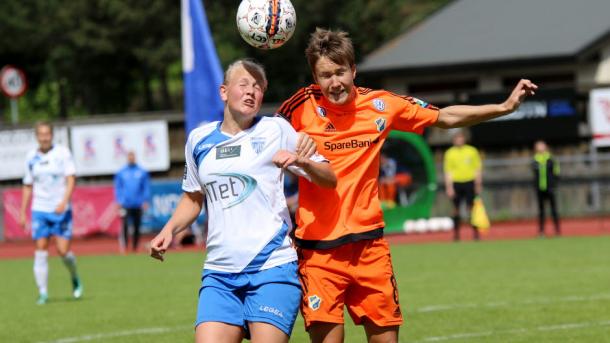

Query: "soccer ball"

xmin=236 ymin=0 xmax=297 ymax=49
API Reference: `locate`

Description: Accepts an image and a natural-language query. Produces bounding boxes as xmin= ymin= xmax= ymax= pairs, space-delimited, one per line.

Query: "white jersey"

xmin=183 ymin=117 xmax=326 ymax=273
xmin=23 ymin=145 xmax=76 ymax=213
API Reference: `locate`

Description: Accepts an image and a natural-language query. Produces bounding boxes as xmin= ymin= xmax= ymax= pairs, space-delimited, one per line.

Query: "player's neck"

xmin=220 ymin=116 xmax=254 ymax=135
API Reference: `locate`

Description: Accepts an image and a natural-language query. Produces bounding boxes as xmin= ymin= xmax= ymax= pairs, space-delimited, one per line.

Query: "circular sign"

xmin=0 ymin=65 xmax=27 ymax=98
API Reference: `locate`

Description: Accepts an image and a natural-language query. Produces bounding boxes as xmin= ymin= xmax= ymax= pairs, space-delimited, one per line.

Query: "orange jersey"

xmin=277 ymin=85 xmax=439 ymax=248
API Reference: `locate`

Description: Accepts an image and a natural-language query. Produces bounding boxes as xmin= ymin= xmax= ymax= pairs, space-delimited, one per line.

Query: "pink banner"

xmin=3 ymin=185 xmax=121 ymax=240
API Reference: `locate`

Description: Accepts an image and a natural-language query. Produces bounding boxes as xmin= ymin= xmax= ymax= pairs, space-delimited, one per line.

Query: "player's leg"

xmin=54 ymin=210 xmax=82 ymax=299
xmin=451 ymin=183 xmax=464 ymax=241
xmin=464 ymin=182 xmax=478 ymax=241
xmin=244 ymin=262 xmax=301 ymax=343
xmin=363 ymin=320 xmax=399 ymax=343
xmin=195 ymin=322 xmax=243 ymax=343
xmin=131 ymin=208 xmax=142 ymax=251
xmin=548 ymin=191 xmax=560 ymax=235
xmin=297 ymin=246 xmax=351 ymax=343
xmin=120 ymin=208 xmax=129 ymax=253
xmin=196 ymin=270 xmax=246 ymax=343
xmin=308 ymin=323 xmax=344 ymax=343
xmin=346 ymin=238 xmax=402 ymax=343
xmin=536 ymin=190 xmax=545 ymax=236
xmin=32 ymin=211 xmax=50 ymax=304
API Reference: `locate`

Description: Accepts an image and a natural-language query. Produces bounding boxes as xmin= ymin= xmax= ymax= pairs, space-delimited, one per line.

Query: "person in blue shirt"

xmin=114 ymin=151 xmax=151 ymax=252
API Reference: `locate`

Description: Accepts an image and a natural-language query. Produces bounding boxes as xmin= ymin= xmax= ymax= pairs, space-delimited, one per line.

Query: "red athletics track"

xmin=1 ymin=217 xmax=610 ymax=260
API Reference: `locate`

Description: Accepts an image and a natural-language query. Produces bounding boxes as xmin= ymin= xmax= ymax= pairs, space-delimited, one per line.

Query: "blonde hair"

xmin=224 ymin=59 xmax=268 ymax=91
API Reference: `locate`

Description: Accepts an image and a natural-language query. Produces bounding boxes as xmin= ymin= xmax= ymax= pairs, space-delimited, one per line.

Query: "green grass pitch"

xmin=1 ymin=236 xmax=609 ymax=342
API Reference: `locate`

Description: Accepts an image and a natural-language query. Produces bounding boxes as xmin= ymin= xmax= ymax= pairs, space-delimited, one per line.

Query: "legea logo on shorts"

xmin=308 ymin=295 xmax=322 ymax=311
xmin=259 ymin=305 xmax=284 ymax=318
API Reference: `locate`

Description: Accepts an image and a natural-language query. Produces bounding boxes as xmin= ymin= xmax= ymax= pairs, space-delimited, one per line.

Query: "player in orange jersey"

xmin=277 ymin=28 xmax=537 ymax=343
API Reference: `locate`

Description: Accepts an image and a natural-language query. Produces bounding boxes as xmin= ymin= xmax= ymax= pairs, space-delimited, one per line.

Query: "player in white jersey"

xmin=19 ymin=121 xmax=83 ymax=305
xmin=150 ymin=59 xmax=336 ymax=343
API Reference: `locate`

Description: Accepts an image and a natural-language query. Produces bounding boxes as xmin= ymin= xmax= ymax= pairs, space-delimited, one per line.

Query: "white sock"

xmin=62 ymin=251 xmax=78 ymax=279
xmin=34 ymin=250 xmax=49 ymax=295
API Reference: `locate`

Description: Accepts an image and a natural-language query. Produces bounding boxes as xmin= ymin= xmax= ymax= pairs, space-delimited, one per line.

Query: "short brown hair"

xmin=224 ymin=58 xmax=268 ymax=91
xmin=34 ymin=120 xmax=53 ymax=134
xmin=305 ymin=28 xmax=355 ymax=72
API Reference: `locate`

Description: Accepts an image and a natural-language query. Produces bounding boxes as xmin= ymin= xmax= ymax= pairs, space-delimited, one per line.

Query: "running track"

xmin=2 ymin=217 xmax=609 ymax=259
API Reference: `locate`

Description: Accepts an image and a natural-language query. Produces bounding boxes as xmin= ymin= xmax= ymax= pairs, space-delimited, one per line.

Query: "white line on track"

xmin=415 ymin=293 xmax=610 ymax=313
xmin=36 ymin=326 xmax=190 ymax=343
xmin=416 ymin=320 xmax=610 ymax=342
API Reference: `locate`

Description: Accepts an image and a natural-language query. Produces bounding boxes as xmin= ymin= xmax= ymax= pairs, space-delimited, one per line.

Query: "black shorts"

xmin=453 ymin=181 xmax=475 ymax=209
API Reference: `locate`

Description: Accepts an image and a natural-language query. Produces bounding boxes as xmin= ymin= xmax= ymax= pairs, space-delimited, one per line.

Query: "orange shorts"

xmin=297 ymin=237 xmax=403 ymax=329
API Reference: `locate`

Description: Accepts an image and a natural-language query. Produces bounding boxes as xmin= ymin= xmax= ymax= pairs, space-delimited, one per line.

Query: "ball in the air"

xmin=236 ymin=0 xmax=297 ymax=49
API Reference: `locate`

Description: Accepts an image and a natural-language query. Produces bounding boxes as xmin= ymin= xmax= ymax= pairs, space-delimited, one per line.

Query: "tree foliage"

xmin=0 ymin=0 xmax=450 ymax=123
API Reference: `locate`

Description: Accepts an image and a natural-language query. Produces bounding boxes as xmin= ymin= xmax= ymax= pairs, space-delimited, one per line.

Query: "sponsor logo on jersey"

xmin=205 ymin=173 xmax=257 ymax=209
xmin=323 ymin=138 xmax=377 ymax=152
xmin=259 ymin=305 xmax=284 ymax=318
xmin=250 ymin=137 xmax=266 ymax=154
xmin=324 ymin=122 xmax=336 ymax=132
xmin=308 ymin=295 xmax=322 ymax=311
xmin=373 ymin=98 xmax=386 ymax=112
xmin=412 ymin=97 xmax=429 ymax=108
xmin=375 ymin=117 xmax=386 ymax=132
xmin=216 ymin=145 xmax=241 ymax=159
xmin=316 ymin=106 xmax=327 ymax=117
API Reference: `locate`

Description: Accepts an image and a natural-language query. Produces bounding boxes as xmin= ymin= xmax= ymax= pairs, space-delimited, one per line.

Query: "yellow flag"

xmin=471 ymin=197 xmax=490 ymax=233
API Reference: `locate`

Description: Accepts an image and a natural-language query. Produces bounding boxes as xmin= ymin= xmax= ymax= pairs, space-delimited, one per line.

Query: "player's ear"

xmin=219 ymin=84 xmax=228 ymax=102
xmin=351 ymin=65 xmax=357 ymax=79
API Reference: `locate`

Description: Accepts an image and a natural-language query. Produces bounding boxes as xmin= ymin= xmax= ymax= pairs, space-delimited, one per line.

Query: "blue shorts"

xmin=196 ymin=261 xmax=301 ymax=337
xmin=31 ymin=210 xmax=73 ymax=240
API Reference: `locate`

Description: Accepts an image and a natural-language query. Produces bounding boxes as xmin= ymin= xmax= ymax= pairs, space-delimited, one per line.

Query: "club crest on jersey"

xmin=250 ymin=137 xmax=266 ymax=154
xmin=375 ymin=117 xmax=386 ymax=132
xmin=316 ymin=106 xmax=327 ymax=117
xmin=373 ymin=98 xmax=386 ymax=112
xmin=308 ymin=295 xmax=322 ymax=311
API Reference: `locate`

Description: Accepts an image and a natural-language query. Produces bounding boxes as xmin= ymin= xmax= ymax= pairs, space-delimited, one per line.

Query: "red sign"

xmin=2 ymin=185 xmax=121 ymax=240
xmin=0 ymin=65 xmax=27 ymax=98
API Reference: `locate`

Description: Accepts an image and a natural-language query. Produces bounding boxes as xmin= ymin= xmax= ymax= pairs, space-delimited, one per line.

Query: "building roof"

xmin=359 ymin=0 xmax=610 ymax=73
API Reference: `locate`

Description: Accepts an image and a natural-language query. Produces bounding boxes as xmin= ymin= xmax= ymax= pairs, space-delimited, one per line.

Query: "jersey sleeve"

xmin=62 ymin=147 xmax=77 ymax=176
xmin=23 ymin=152 xmax=34 ymax=185
xmin=472 ymin=148 xmax=482 ymax=171
xmin=275 ymin=117 xmax=327 ymax=163
xmin=391 ymin=94 xmax=440 ymax=134
xmin=182 ymin=132 xmax=203 ymax=193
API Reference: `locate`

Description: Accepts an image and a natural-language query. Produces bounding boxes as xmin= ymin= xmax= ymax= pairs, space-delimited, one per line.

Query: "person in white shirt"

xmin=19 ymin=121 xmax=83 ymax=305
xmin=150 ymin=59 xmax=336 ymax=343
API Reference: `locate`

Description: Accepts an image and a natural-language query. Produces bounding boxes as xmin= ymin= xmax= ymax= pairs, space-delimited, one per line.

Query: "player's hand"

xmin=18 ymin=213 xmax=27 ymax=230
xmin=501 ymin=79 xmax=538 ymax=113
xmin=296 ymin=133 xmax=317 ymax=159
xmin=446 ymin=187 xmax=455 ymax=199
xmin=150 ymin=230 xmax=173 ymax=262
xmin=55 ymin=202 xmax=67 ymax=214
xmin=273 ymin=150 xmax=298 ymax=169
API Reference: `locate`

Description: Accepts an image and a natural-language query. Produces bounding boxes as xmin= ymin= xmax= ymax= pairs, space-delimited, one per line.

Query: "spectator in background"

xmin=443 ymin=131 xmax=482 ymax=241
xmin=532 ymin=140 xmax=561 ymax=237
xmin=19 ymin=121 xmax=83 ymax=305
xmin=114 ymin=151 xmax=151 ymax=253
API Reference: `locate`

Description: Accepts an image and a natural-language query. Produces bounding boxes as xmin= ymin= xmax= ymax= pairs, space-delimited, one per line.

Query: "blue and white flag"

xmin=181 ymin=0 xmax=224 ymax=135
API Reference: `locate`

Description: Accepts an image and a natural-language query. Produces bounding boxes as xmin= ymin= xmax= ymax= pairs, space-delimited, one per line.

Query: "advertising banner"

xmin=3 ymin=185 xmax=120 ymax=240
xmin=589 ymin=88 xmax=610 ymax=147
xmin=142 ymin=180 xmax=206 ymax=232
xmin=70 ymin=121 xmax=170 ymax=176
xmin=0 ymin=127 xmax=69 ymax=180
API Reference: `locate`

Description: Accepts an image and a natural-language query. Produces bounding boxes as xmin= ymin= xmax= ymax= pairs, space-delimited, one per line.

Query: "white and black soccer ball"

xmin=236 ymin=0 xmax=297 ymax=49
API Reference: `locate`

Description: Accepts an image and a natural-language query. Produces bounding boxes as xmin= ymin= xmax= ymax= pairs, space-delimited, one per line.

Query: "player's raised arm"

xmin=434 ymin=79 xmax=538 ymax=128
xmin=150 ymin=191 xmax=204 ymax=261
